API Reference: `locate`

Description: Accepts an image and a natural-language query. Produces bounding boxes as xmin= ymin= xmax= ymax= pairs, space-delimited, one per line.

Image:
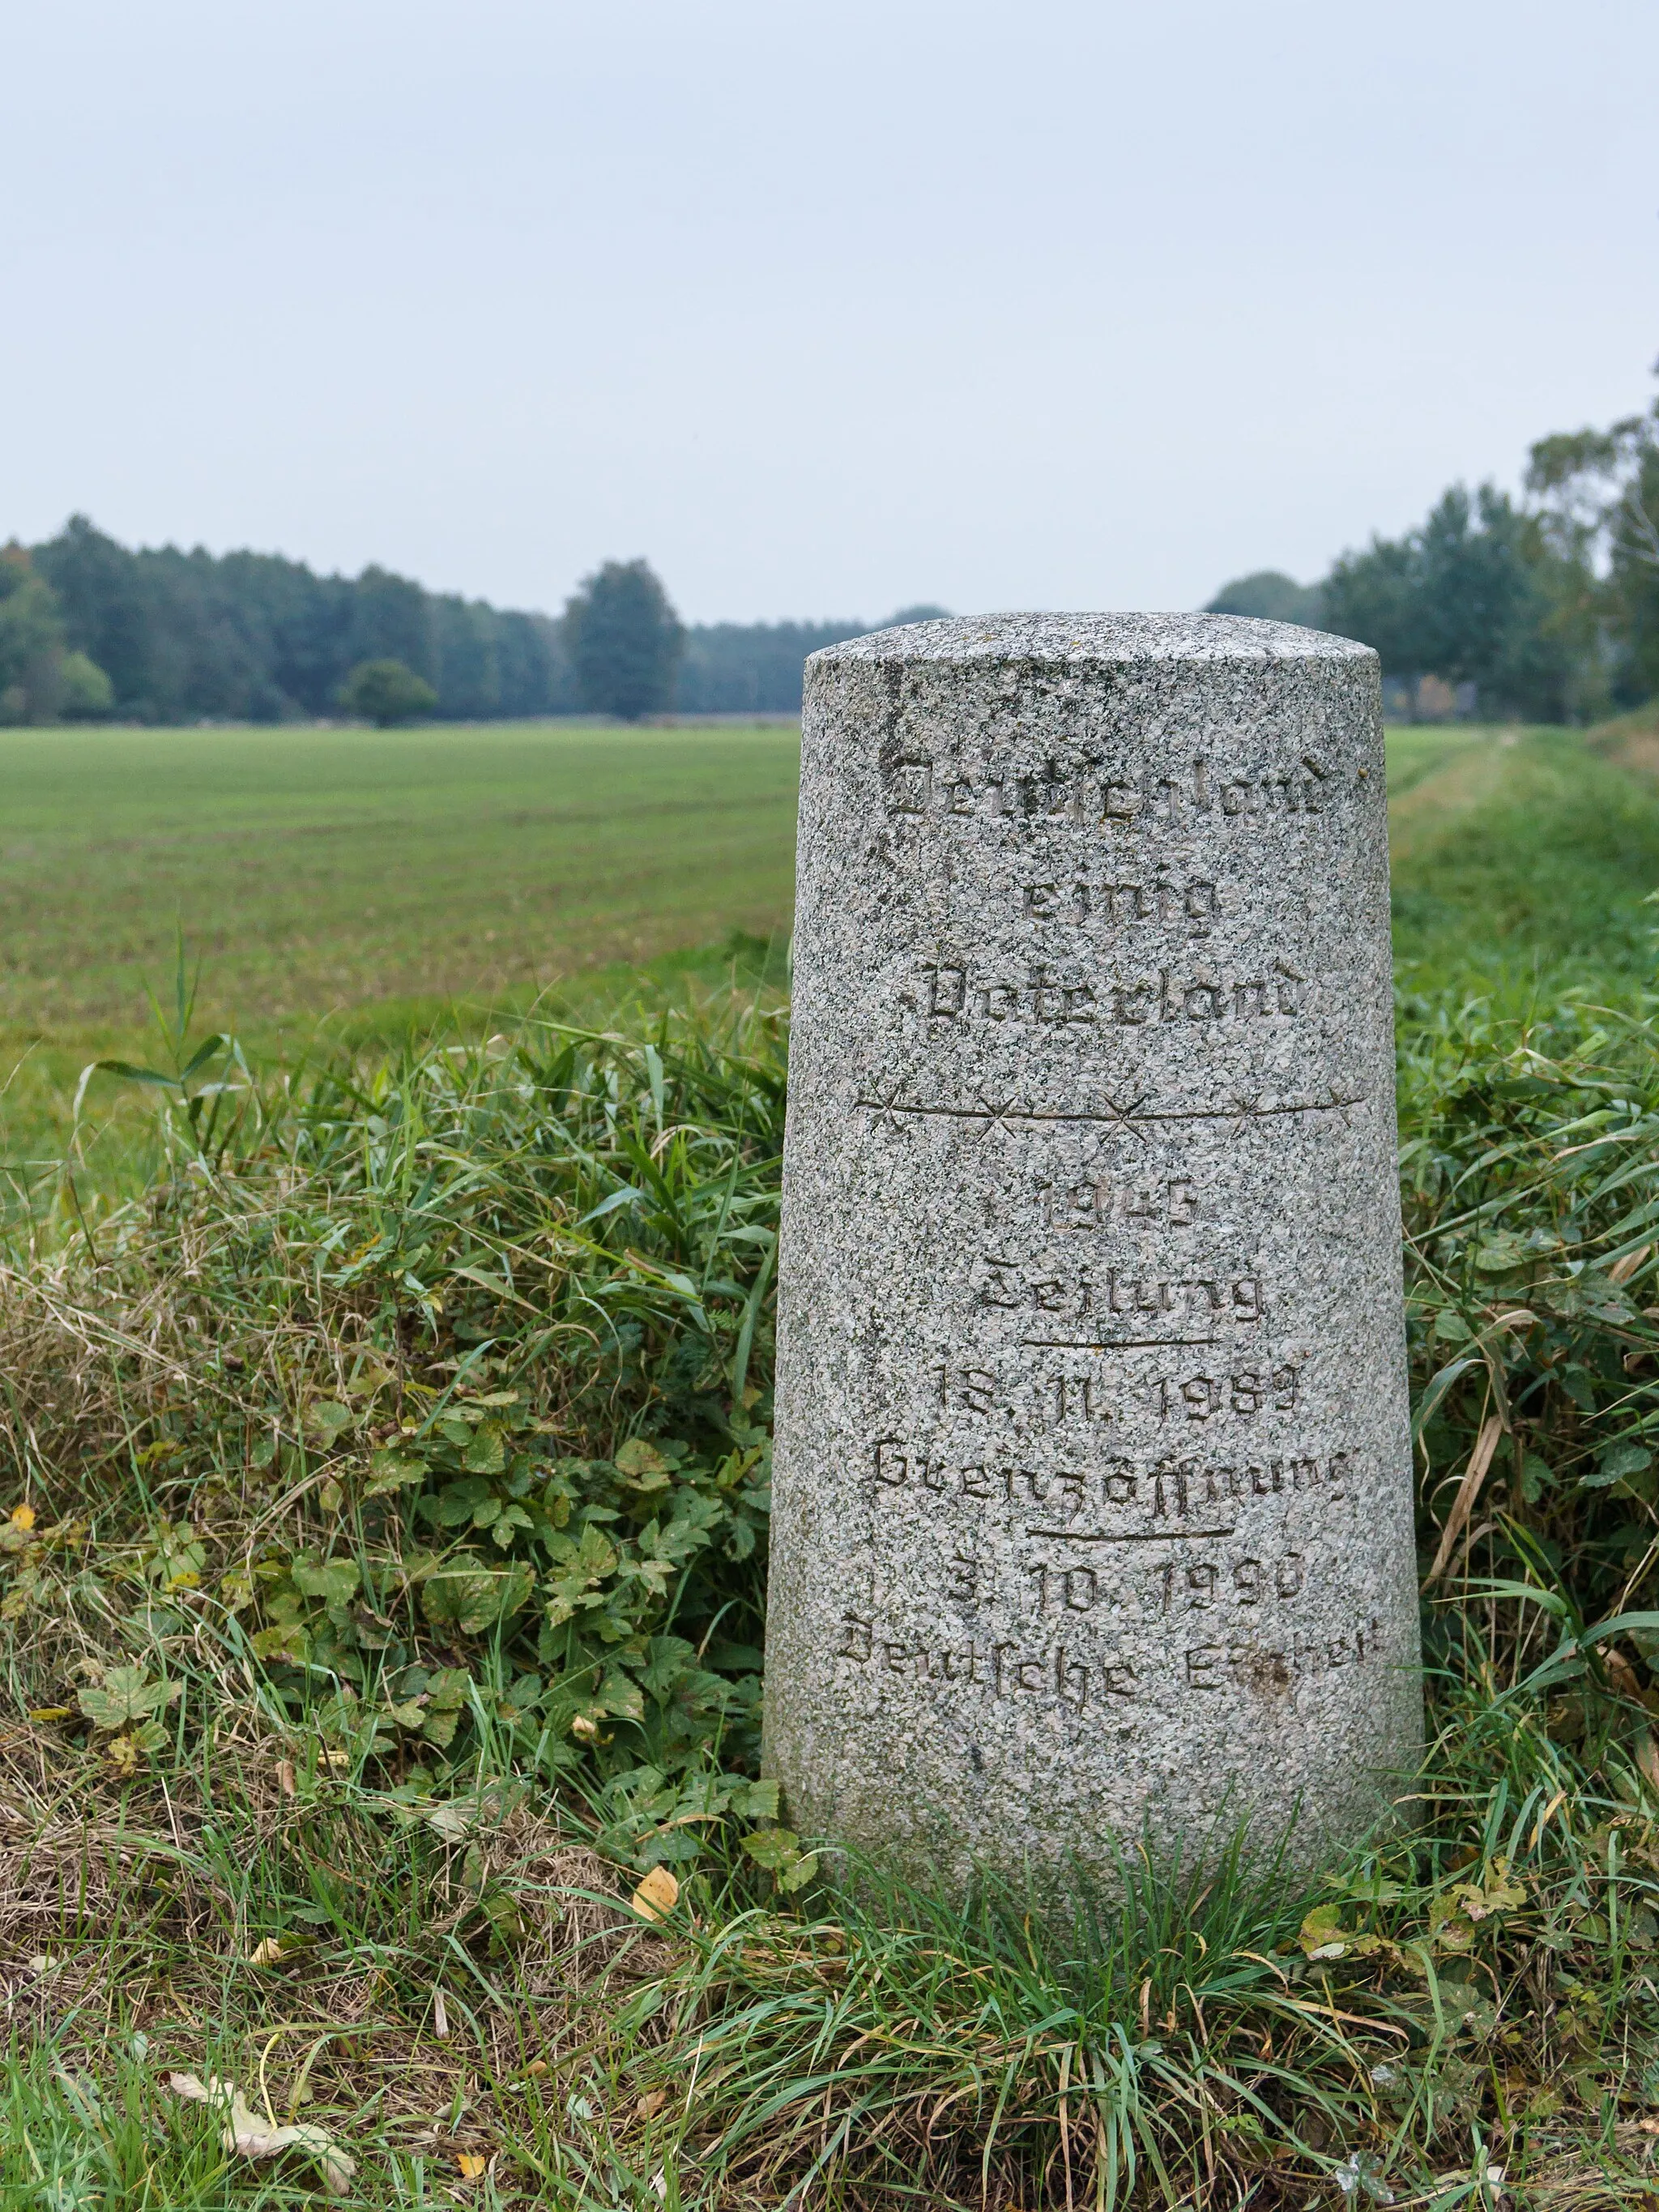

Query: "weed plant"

xmin=1 ymin=729 xmax=1659 ymax=2201
xmin=0 ymin=981 xmax=1654 ymax=2205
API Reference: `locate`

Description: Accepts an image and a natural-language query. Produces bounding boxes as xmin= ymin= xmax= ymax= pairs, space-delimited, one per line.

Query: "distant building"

xmin=1380 ymin=674 xmax=1478 ymax=723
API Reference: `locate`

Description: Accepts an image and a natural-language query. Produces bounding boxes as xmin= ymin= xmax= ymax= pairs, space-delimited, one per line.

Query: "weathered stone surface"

xmin=764 ymin=613 xmax=1421 ymax=1890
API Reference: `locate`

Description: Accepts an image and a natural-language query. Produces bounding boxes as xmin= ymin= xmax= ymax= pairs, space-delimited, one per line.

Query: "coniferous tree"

xmin=675 ymin=608 xmax=947 ymax=712
xmin=33 ymin=517 xmax=156 ymax=713
xmin=563 ymin=559 xmax=684 ymax=721
xmin=28 ymin=519 xmax=573 ymax=722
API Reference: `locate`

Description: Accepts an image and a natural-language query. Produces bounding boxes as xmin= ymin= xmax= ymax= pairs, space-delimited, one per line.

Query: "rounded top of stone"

xmin=808 ymin=611 xmax=1373 ymax=668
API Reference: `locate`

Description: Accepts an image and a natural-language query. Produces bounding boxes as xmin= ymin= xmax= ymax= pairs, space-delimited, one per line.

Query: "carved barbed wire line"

xmin=1024 ymin=1524 xmax=1239 ymax=1543
xmin=856 ymin=1083 xmax=1367 ymax=1141
xmin=1020 ymin=1333 xmax=1223 ymax=1350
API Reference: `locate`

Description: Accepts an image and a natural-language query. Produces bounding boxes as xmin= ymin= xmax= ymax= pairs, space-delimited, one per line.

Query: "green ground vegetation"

xmin=1 ymin=716 xmax=1658 ymax=2204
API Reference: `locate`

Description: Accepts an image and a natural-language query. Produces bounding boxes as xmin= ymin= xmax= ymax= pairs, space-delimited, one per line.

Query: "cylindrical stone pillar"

xmin=766 ymin=613 xmax=1420 ymax=1890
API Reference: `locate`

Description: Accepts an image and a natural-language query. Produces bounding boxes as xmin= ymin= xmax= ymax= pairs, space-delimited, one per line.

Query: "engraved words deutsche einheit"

xmin=832 ymin=1614 xmax=1385 ymax=1715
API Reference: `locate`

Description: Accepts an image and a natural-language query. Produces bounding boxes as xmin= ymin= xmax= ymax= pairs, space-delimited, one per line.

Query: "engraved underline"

xmin=1021 ymin=1333 xmax=1222 ymax=1350
xmin=1026 ymin=1525 xmax=1238 ymax=1543
xmin=856 ymin=1091 xmax=1364 ymax=1129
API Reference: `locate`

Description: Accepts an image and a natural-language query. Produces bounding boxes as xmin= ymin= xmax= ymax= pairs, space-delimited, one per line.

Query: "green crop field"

xmin=3 ymin=715 xmax=1654 ymax=1034
xmin=0 ymin=718 xmax=801 ymax=1189
xmin=0 ymin=718 xmax=801 ymax=1028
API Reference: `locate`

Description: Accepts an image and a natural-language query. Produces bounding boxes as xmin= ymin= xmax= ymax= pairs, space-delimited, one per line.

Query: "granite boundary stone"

xmin=764 ymin=612 xmax=1422 ymax=1890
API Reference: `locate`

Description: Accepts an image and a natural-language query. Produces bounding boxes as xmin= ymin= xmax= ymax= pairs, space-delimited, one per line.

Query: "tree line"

xmin=0 ymin=517 xmax=569 ymax=726
xmin=1209 ymin=369 xmax=1659 ymax=721
xmin=12 ymin=363 xmax=1656 ymax=729
xmin=0 ymin=515 xmax=945 ymax=726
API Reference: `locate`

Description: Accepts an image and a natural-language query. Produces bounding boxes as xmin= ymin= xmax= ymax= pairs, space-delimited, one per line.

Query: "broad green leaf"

xmin=365 ymin=1450 xmax=427 ymax=1497
xmin=742 ymin=1826 xmax=804 ymax=1871
xmin=424 ymin=1666 xmax=471 ymax=1711
xmin=421 ymin=1561 xmax=534 ymax=1636
xmin=250 ymin=1624 xmax=312 ymax=1663
xmin=1473 ymin=1232 xmax=1530 ymax=1272
xmin=730 ymin=1778 xmax=780 ymax=1821
xmin=291 ymin=1558 xmax=360 ymax=1605
xmin=614 ymin=1438 xmax=672 ymax=1488
xmin=1297 ymin=1902 xmax=1378 ymax=1959
xmin=1584 ymin=1438 xmax=1653 ymax=1489
xmin=76 ymin=1665 xmax=176 ymax=1731
xmin=463 ymin=1424 xmax=506 ymax=1475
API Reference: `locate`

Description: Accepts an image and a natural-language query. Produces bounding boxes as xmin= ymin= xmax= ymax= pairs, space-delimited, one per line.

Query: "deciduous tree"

xmin=0 ymin=544 xmax=66 ymax=723
xmin=1528 ymin=389 xmax=1659 ymax=702
xmin=339 ymin=658 xmax=438 ymax=726
xmin=1322 ymin=486 xmax=1583 ymax=721
xmin=1204 ymin=571 xmax=1326 ymax=628
xmin=58 ymin=651 xmax=115 ymax=720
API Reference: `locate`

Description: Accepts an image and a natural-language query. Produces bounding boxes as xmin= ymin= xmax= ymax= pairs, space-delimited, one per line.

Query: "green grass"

xmin=1390 ymin=728 xmax=1659 ymax=991
xmin=1 ymin=716 xmax=1658 ymax=2205
xmin=1380 ymin=722 xmax=1488 ymax=798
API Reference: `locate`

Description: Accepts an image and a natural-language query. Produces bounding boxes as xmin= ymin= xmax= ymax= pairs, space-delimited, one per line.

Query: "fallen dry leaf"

xmin=1610 ymin=1245 xmax=1653 ymax=1285
xmin=1423 ymin=1415 xmax=1504 ymax=1586
xmin=1601 ymin=1643 xmax=1643 ymax=1700
xmin=168 ymin=2073 xmax=355 ymax=2196
xmin=631 ymin=1865 xmax=679 ymax=1923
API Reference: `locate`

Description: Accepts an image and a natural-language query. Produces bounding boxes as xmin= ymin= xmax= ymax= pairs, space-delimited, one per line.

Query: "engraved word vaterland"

xmin=764 ymin=613 xmax=1422 ymax=1894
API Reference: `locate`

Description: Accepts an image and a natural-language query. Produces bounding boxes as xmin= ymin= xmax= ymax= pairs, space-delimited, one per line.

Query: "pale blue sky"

xmin=4 ymin=0 xmax=1655 ymax=621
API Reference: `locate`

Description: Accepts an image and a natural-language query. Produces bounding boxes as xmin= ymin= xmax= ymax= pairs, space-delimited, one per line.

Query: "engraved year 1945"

xmin=1036 ymin=1176 xmax=1198 ymax=1232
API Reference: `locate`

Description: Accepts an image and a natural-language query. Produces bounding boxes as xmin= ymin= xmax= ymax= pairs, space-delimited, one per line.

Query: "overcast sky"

xmin=4 ymin=0 xmax=1656 ymax=623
